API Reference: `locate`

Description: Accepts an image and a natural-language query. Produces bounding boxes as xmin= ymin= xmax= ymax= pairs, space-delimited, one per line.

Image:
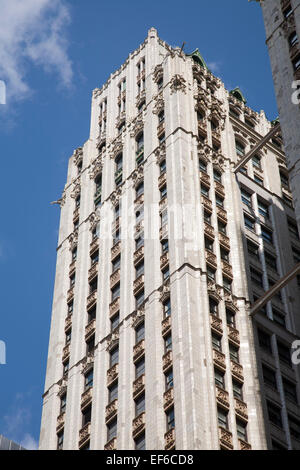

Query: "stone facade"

xmin=39 ymin=28 xmax=300 ymax=451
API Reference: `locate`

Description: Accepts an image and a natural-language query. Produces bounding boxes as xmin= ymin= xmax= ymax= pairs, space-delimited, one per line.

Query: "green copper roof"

xmin=186 ymin=49 xmax=208 ymax=70
xmin=229 ymin=87 xmax=247 ymax=104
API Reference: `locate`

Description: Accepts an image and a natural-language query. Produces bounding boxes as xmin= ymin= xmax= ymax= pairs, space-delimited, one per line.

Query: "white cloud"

xmin=0 ymin=0 xmax=73 ymax=103
xmin=207 ymin=61 xmax=221 ymax=74
xmin=20 ymin=433 xmax=38 ymax=450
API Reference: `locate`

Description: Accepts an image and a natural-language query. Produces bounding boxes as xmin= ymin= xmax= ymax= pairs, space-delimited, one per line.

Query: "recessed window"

xmin=213 ymin=169 xmax=222 ymax=183
xmin=205 ymin=236 xmax=214 ymax=252
xmin=232 ymin=380 xmax=243 ymax=400
xmin=82 ymin=405 xmax=92 ymax=427
xmin=235 ymin=140 xmax=245 ymax=157
xmin=283 ymin=378 xmax=298 ymax=404
xmin=229 ymin=343 xmax=239 ymax=363
xmin=218 ymin=219 xmax=227 ymax=234
xmin=226 ymin=308 xmax=235 ymax=328
xmin=261 ymin=226 xmax=273 ymax=245
xmin=201 ymin=184 xmax=209 ymax=198
xmin=258 ymin=329 xmax=272 ymax=353
xmin=110 ymin=313 xmax=119 ymax=332
xmin=265 ymin=252 xmax=277 ymax=272
xmin=244 ymin=214 xmax=255 ymax=231
xmin=199 ymin=159 xmax=207 ymax=173
xmin=292 ymin=54 xmax=300 ymax=71
xmin=165 ymin=369 xmax=173 ymax=390
xmin=267 ymin=401 xmax=282 ymax=428
xmin=236 ymin=419 xmax=247 ymax=442
xmin=262 ymin=364 xmax=277 ymax=390
xmin=135 ymin=433 xmax=145 ymax=450
xmin=135 ymin=321 xmax=145 ymax=344
xmin=84 ymin=368 xmax=94 ymax=390
xmin=136 ymin=181 xmax=144 ymax=199
xmin=277 ymin=341 xmax=291 ymax=366
xmin=215 ymin=194 xmax=224 ymax=208
xmin=107 ymin=418 xmax=117 ymax=442
xmin=60 ymin=393 xmax=67 ymax=414
xmin=112 ymin=255 xmax=120 ymax=272
xmin=111 ymin=283 xmax=120 ymax=301
xmin=247 ymin=239 xmax=259 ymax=259
xmin=135 ymin=393 xmax=145 ymax=417
xmin=207 ymin=266 xmax=216 ymax=281
xmin=288 ymin=415 xmax=300 ymax=440
xmin=258 ymin=199 xmax=269 ymax=219
xmin=135 ymin=289 xmax=144 ymax=308
xmin=289 ymin=31 xmax=298 ymax=48
xmin=110 ymin=347 xmax=119 ymax=368
xmin=160 ymin=159 xmax=166 ymax=174
xmin=136 ymin=261 xmax=144 ymax=279
xmin=163 ymin=298 xmax=171 ymax=317
xmin=252 ymin=155 xmax=261 ymax=169
xmin=209 ymin=297 xmax=218 ymax=316
xmin=135 ymin=357 xmax=145 ymax=378
xmin=161 ymin=239 xmax=169 ymax=254
xmin=223 ymin=276 xmax=232 ymax=292
xmin=166 ymin=407 xmax=175 ymax=430
xmin=254 ymin=174 xmax=264 ymax=186
xmin=241 ymin=188 xmax=252 ymax=207
xmin=212 ymin=333 xmax=222 ymax=352
xmin=287 ymin=218 xmax=299 ymax=239
xmin=217 ymin=407 xmax=228 ymax=429
xmin=214 ymin=368 xmax=225 ymax=389
xmin=108 ymin=382 xmax=118 ymax=403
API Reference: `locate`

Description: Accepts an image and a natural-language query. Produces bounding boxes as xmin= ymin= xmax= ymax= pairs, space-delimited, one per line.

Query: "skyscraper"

xmin=39 ymin=28 xmax=300 ymax=451
xmin=255 ymin=0 xmax=300 ymax=232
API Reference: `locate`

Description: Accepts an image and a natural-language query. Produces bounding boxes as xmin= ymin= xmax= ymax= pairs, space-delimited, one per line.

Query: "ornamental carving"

xmin=59 ymin=191 xmax=66 ymax=207
xmin=170 ymin=74 xmax=187 ymax=94
xmin=106 ymin=332 xmax=119 ymax=352
xmin=93 ymin=88 xmax=101 ymax=99
xmin=153 ymin=64 xmax=163 ymax=84
xmin=73 ymin=147 xmax=83 ymax=166
xmin=155 ymin=143 xmax=166 ymax=165
xmin=152 ymin=92 xmax=164 ymax=115
xmin=89 ymin=156 xmax=103 ymax=179
xmin=68 ymin=231 xmax=78 ymax=251
xmin=110 ymin=187 xmax=122 ymax=207
xmin=109 ymin=134 xmax=123 ymax=160
xmin=211 ymin=151 xmax=226 ymax=171
xmin=70 ymin=182 xmax=81 ymax=199
xmin=130 ymin=116 xmax=144 ymax=138
xmin=132 ymin=166 xmax=144 ymax=187
xmin=81 ymin=357 xmax=94 ymax=376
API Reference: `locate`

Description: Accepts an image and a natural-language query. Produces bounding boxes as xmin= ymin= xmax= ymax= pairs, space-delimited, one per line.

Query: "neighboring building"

xmin=39 ymin=28 xmax=300 ymax=451
xmin=255 ymin=0 xmax=300 ymax=232
xmin=0 ymin=435 xmax=25 ymax=450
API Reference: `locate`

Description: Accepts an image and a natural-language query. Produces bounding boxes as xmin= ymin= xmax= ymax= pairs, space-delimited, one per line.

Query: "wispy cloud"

xmin=0 ymin=0 xmax=73 ymax=104
xmin=207 ymin=61 xmax=222 ymax=74
xmin=20 ymin=433 xmax=38 ymax=450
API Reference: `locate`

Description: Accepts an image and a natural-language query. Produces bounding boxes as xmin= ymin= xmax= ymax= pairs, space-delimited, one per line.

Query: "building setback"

xmin=39 ymin=28 xmax=300 ymax=451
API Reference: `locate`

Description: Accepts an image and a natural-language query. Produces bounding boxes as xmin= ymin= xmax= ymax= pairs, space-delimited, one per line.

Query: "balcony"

xmin=200 ymin=171 xmax=210 ymax=187
xmin=104 ymin=437 xmax=117 ymax=450
xmin=67 ymin=286 xmax=74 ymax=303
xmin=219 ymin=232 xmax=230 ymax=249
xmin=133 ymin=374 xmax=145 ymax=399
xmin=164 ymin=428 xmax=175 ymax=450
xmin=216 ymin=206 xmax=227 ymax=222
xmin=215 ymin=386 xmax=230 ymax=409
xmin=159 ymin=224 xmax=168 ymax=240
xmin=235 ymin=398 xmax=248 ymax=421
xmin=88 ymin=263 xmax=98 ymax=283
xmin=218 ymin=426 xmax=233 ymax=450
xmin=133 ymin=274 xmax=144 ymax=295
xmin=238 ymin=438 xmax=252 ymax=450
xmin=132 ymin=412 xmax=146 ymax=438
xmin=204 ymin=222 xmax=214 ymax=239
xmin=78 ymin=422 xmax=90 ymax=449
xmin=85 ymin=319 xmax=96 ymax=342
xmin=65 ymin=314 xmax=72 ymax=332
xmin=62 ymin=344 xmax=70 ymax=362
xmin=160 ymin=252 xmax=169 ymax=271
xmin=90 ymin=237 xmax=99 ymax=255
xmin=133 ymin=339 xmax=145 ymax=363
xmin=81 ymin=387 xmax=93 ymax=410
xmin=163 ymin=387 xmax=174 ymax=411
xmin=201 ymin=195 xmax=212 ymax=212
xmin=162 ymin=350 xmax=173 ymax=372
xmin=56 ymin=412 xmax=65 ymax=433
xmin=205 ymin=250 xmax=217 ymax=268
xmin=111 ymin=240 xmax=121 ymax=260
xmin=162 ymin=315 xmax=171 ymax=337
xmin=86 ymin=291 xmax=97 ymax=311
xmin=110 ymin=268 xmax=120 ymax=289
xmin=213 ymin=349 xmax=226 ymax=371
xmin=227 ymin=325 xmax=240 ymax=346
xmin=109 ymin=297 xmax=120 ymax=318
xmin=158 ymin=172 xmax=167 ymax=189
xmin=210 ymin=315 xmax=223 ymax=335
xmin=105 ymin=399 xmax=118 ymax=423
xmin=231 ymin=360 xmax=244 ymax=382
xmin=134 ymin=245 xmax=144 ymax=266
xmin=222 ymin=260 xmax=233 ymax=279
xmin=107 ymin=363 xmax=118 ymax=386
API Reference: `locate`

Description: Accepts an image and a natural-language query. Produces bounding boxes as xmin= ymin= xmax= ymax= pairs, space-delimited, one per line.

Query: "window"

xmin=287 ymin=218 xmax=299 ymax=239
xmin=280 ymin=170 xmax=289 ymax=189
xmin=112 ymin=255 xmax=120 ymax=273
xmin=244 ymin=214 xmax=255 ymax=231
xmin=159 ymin=133 xmax=165 ymax=145
xmin=82 ymin=405 xmax=92 ymax=427
xmin=236 ymin=420 xmax=247 ymax=442
xmin=226 ymin=309 xmax=235 ymax=328
xmin=199 ymin=159 xmax=207 ymax=173
xmin=292 ymin=54 xmax=300 ymax=72
xmin=63 ymin=360 xmax=69 ymax=376
xmin=209 ymin=297 xmax=218 ymax=316
xmin=292 ymin=246 xmax=300 ymax=263
xmin=163 ymin=298 xmax=171 ymax=317
xmin=160 ymin=159 xmax=166 ymax=174
xmin=241 ymin=188 xmax=252 ymax=207
xmin=272 ymin=440 xmax=287 ymax=450
xmin=258 ymin=329 xmax=272 ymax=353
xmin=252 ymin=154 xmax=261 ymax=169
xmin=136 ymin=261 xmax=144 ymax=278
xmin=165 ymin=369 xmax=173 ymax=390
xmin=111 ymin=313 xmax=120 ymax=332
xmin=110 ymin=347 xmax=119 ymax=368
xmin=232 ymin=380 xmax=243 ymax=400
xmin=262 ymin=364 xmax=277 ymax=390
xmin=247 ymin=239 xmax=259 ymax=260
xmin=214 ymin=368 xmax=225 ymax=389
xmin=86 ymin=335 xmax=95 ymax=354
xmin=158 ymin=110 xmax=165 ymax=123
xmin=229 ymin=344 xmax=239 ymax=363
xmin=160 ymin=185 xmax=167 ymax=200
xmin=220 ymin=248 xmax=229 ymax=262
xmin=235 ymin=140 xmax=245 ymax=157
xmin=68 ymin=301 xmax=74 ymax=315
xmin=136 ymin=289 xmax=144 ymax=308
xmin=166 ymin=407 xmax=175 ymax=430
xmin=91 ymin=250 xmax=99 ymax=266
xmin=135 ymin=322 xmax=145 ymax=344
xmin=223 ymin=276 xmax=232 ymax=293
xmin=89 ymin=277 xmax=97 ymax=294
xmin=283 ymin=4 xmax=293 ymax=18
xmin=288 ymin=415 xmax=300 ymax=440
xmin=135 ymin=235 xmax=144 ymax=250
xmin=212 ymin=333 xmax=222 ymax=352
xmin=108 ymin=382 xmax=118 ymax=403
xmin=201 ymin=184 xmax=209 ymax=198
xmin=136 ymin=182 xmax=144 ymax=199
xmin=213 ymin=169 xmax=222 ymax=183
xmin=207 ymin=266 xmax=216 ymax=281
xmin=65 ymin=329 xmax=71 ymax=345
xmin=135 ymin=433 xmax=145 ymax=450
xmin=77 ymin=160 xmax=83 ymax=174
xmin=75 ymin=194 xmax=81 ymax=208
xmin=267 ymin=402 xmax=282 ymax=428
xmin=215 ymin=194 xmax=224 ymax=208
xmin=205 ymin=236 xmax=214 ymax=252
xmin=70 ymin=273 xmax=76 ymax=288
xmin=164 ymin=334 xmax=172 ymax=352
xmin=217 ymin=407 xmax=228 ymax=429
xmin=135 ymin=357 xmax=145 ymax=378
xmin=135 ymin=393 xmax=145 ymax=417
xmin=115 ymin=154 xmax=123 ymax=185
xmin=261 ymin=227 xmax=273 ymax=245
xmin=57 ymin=431 xmax=64 ymax=450
xmin=218 ymin=220 xmax=227 ymax=234
xmin=84 ymin=368 xmax=93 ymax=390
xmin=265 ymin=252 xmax=277 ymax=272
xmin=272 ymin=308 xmax=286 ymax=328
xmin=161 ymin=209 xmax=168 ymax=227
xmin=107 ymin=418 xmax=117 ymax=442
xmin=283 ymin=379 xmax=297 ymax=403
xmin=162 ymin=266 xmax=170 ymax=282
xmin=161 ymin=239 xmax=169 ymax=254
xmin=283 ymin=194 xmax=293 ymax=208
xmin=157 ymin=77 xmax=163 ymax=90
xmin=111 ymin=283 xmax=120 ymax=301
xmin=60 ymin=393 xmax=67 ymax=414
xmin=254 ymin=174 xmax=264 ymax=186
xmin=277 ymin=341 xmax=291 ymax=366
xmin=289 ymin=31 xmax=298 ymax=48
xmin=72 ymin=247 xmax=77 ymax=262
xmin=258 ymin=199 xmax=269 ymax=219
xmin=204 ymin=210 xmax=211 ymax=224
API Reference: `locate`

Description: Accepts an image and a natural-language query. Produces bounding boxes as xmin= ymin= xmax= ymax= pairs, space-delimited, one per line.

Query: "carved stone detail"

xmin=170 ymin=74 xmax=186 ymax=94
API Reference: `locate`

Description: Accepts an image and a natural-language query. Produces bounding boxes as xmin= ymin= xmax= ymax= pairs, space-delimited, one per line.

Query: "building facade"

xmin=39 ymin=28 xmax=300 ymax=451
xmin=257 ymin=0 xmax=300 ymax=232
xmin=0 ymin=435 xmax=26 ymax=450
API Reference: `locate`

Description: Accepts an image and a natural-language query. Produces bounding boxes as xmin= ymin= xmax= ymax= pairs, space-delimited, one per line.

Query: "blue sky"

xmin=0 ymin=0 xmax=277 ymax=449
